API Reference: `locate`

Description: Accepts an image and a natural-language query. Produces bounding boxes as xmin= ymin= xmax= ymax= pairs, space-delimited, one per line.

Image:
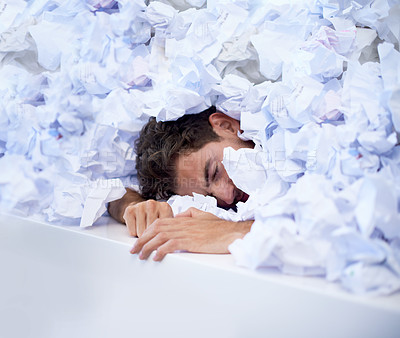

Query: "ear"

xmin=209 ymin=112 xmax=240 ymax=138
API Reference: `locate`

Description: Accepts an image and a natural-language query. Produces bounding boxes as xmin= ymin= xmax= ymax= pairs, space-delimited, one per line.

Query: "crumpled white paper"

xmin=168 ymin=192 xmax=242 ymax=221
xmin=1 ymin=0 xmax=400 ymax=295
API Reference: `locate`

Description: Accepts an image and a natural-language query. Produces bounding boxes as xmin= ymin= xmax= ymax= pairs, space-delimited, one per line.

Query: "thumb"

xmin=175 ymin=207 xmax=202 ymax=218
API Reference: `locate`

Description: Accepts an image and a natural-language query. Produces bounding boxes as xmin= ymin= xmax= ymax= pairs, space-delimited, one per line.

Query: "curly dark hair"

xmin=135 ymin=106 xmax=220 ymax=199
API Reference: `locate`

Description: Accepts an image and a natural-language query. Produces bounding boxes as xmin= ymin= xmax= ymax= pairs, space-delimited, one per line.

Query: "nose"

xmin=211 ymin=176 xmax=236 ymax=207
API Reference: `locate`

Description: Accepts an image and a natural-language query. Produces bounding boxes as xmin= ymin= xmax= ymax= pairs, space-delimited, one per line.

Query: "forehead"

xmin=174 ymin=141 xmax=224 ymax=196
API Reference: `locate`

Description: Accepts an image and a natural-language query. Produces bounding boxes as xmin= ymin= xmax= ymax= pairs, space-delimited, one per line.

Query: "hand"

xmin=130 ymin=207 xmax=252 ymax=261
xmin=123 ymin=199 xmax=173 ymax=237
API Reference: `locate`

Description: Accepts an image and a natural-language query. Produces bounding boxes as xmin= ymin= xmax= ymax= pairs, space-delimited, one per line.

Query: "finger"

xmin=130 ymin=221 xmax=160 ymax=254
xmin=153 ymin=238 xmax=185 ymax=261
xmin=159 ymin=202 xmax=173 ymax=218
xmin=141 ymin=217 xmax=180 ymax=237
xmin=175 ymin=207 xmax=201 ymax=218
xmin=123 ymin=208 xmax=137 ymax=237
xmin=142 ymin=200 xmax=159 ymax=232
xmin=145 ymin=210 xmax=158 ymax=229
xmin=136 ymin=206 xmax=147 ymax=237
xmin=139 ymin=232 xmax=171 ymax=260
xmin=132 ymin=216 xmax=190 ymax=255
xmin=175 ymin=209 xmax=191 ymax=218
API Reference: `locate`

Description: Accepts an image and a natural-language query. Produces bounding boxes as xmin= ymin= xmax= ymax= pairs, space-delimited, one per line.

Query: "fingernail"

xmin=139 ymin=251 xmax=144 ymax=260
xmin=131 ymin=243 xmax=139 ymax=253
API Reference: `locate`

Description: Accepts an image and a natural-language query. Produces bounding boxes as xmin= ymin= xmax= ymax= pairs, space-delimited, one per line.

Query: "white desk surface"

xmin=73 ymin=216 xmax=400 ymax=309
xmin=1 ymin=212 xmax=399 ymax=338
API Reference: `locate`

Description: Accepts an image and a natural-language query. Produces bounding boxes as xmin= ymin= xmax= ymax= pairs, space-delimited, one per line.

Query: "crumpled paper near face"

xmin=1 ymin=0 xmax=400 ymax=295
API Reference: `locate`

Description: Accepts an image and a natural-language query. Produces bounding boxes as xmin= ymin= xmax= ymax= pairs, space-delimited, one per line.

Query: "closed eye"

xmin=212 ymin=164 xmax=219 ymax=182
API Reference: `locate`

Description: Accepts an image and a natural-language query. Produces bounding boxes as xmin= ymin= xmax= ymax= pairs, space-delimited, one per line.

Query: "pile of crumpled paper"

xmin=1 ymin=0 xmax=399 ymax=295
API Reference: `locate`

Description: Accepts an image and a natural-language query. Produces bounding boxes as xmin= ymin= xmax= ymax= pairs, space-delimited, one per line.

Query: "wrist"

xmin=223 ymin=219 xmax=253 ymax=246
xmin=236 ymin=220 xmax=253 ymax=236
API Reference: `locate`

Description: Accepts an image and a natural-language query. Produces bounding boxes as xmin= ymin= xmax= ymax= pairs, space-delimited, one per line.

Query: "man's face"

xmin=174 ymin=138 xmax=252 ymax=209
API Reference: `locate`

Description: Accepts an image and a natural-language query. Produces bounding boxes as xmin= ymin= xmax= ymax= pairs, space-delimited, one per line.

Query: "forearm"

xmin=108 ymin=188 xmax=145 ymax=224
